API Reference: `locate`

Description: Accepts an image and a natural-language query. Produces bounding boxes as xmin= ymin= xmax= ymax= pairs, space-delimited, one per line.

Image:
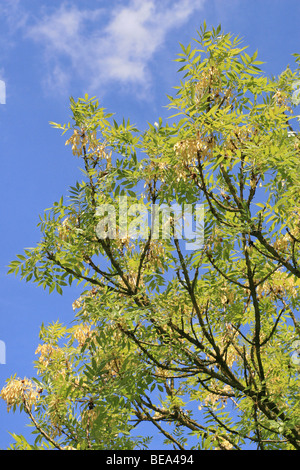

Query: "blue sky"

xmin=0 ymin=0 xmax=299 ymax=450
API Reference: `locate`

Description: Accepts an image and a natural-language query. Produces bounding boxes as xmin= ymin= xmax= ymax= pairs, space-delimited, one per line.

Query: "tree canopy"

xmin=2 ymin=23 xmax=300 ymax=450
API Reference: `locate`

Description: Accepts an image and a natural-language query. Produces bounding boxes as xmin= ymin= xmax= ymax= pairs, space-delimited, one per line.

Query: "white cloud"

xmin=0 ymin=0 xmax=29 ymax=32
xmin=28 ymin=4 xmax=100 ymax=55
xmin=25 ymin=0 xmax=206 ymax=96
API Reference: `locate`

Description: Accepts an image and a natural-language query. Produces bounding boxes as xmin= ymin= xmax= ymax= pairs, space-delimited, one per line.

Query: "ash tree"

xmin=2 ymin=23 xmax=300 ymax=450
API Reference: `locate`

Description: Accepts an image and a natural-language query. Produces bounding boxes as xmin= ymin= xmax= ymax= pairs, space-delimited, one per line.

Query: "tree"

xmin=2 ymin=23 xmax=300 ymax=450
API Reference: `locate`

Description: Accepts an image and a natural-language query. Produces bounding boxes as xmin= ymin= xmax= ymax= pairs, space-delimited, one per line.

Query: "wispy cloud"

xmin=0 ymin=0 xmax=29 ymax=55
xmin=0 ymin=0 xmax=29 ymax=33
xmin=24 ymin=0 xmax=206 ymax=96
